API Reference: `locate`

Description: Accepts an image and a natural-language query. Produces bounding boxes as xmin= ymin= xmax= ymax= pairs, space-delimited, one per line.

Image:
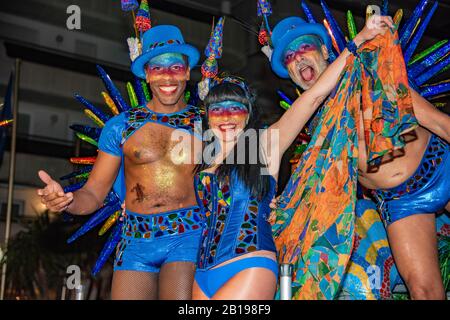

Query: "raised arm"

xmin=266 ymin=16 xmax=394 ymax=157
xmin=37 ymin=151 xmax=121 ymax=215
xmin=410 ymin=88 xmax=450 ymax=143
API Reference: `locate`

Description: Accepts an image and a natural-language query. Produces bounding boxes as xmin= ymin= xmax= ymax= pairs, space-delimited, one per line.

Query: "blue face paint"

xmin=208 ymin=101 xmax=249 ymax=117
xmin=283 ymin=35 xmax=323 ymax=65
xmin=146 ymin=53 xmax=188 ymax=80
xmin=148 ymin=53 xmax=186 ymax=67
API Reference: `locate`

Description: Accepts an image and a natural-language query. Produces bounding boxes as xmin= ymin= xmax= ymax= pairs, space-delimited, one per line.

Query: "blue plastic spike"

xmin=277 ymin=90 xmax=293 ymax=105
xmin=320 ymin=0 xmax=346 ymax=52
xmin=301 ymin=1 xmax=317 ymax=24
xmin=399 ymin=0 xmax=429 ymax=48
xmin=92 ymin=221 xmax=123 ymax=276
xmin=421 ymin=81 xmax=450 ymax=98
xmin=408 ymin=42 xmax=450 ymax=78
xmin=416 ymin=54 xmax=450 ymax=85
xmin=133 ymin=77 xmax=146 ymax=106
xmin=399 ymin=0 xmax=428 ymax=35
xmin=420 ymin=82 xmax=450 ymax=98
xmin=67 ymin=201 xmax=122 ymax=244
xmin=74 ymin=94 xmax=111 ymax=124
xmin=63 ymin=181 xmax=86 ymax=193
xmin=403 ymin=1 xmax=439 ymax=64
xmin=382 ymin=0 xmax=389 ymax=15
xmin=60 ymin=166 xmax=93 ymax=181
xmin=74 ymin=96 xmax=110 ymax=125
xmin=96 ymin=65 xmax=130 ymax=112
xmin=69 ymin=125 xmax=102 ymax=141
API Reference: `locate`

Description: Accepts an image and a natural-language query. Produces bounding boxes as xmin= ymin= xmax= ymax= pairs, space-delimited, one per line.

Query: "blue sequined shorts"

xmin=114 ymin=206 xmax=204 ymax=273
xmin=372 ymin=134 xmax=449 ymax=226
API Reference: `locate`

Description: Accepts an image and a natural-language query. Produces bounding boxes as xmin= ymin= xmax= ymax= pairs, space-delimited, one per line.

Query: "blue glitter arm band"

xmin=346 ymin=40 xmax=358 ymax=57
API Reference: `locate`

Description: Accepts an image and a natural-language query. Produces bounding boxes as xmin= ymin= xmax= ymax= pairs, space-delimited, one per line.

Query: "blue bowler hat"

xmin=271 ymin=17 xmax=332 ymax=79
xmin=131 ymin=25 xmax=200 ymax=79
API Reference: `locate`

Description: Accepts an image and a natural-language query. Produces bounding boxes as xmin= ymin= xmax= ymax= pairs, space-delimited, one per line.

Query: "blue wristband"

xmin=346 ymin=40 xmax=358 ymax=56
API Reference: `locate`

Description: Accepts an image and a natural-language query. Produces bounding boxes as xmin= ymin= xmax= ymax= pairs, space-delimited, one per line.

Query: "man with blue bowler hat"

xmin=270 ymin=14 xmax=450 ymax=300
xmin=37 ymin=24 xmax=205 ymax=300
xmin=270 ymin=16 xmax=334 ymax=91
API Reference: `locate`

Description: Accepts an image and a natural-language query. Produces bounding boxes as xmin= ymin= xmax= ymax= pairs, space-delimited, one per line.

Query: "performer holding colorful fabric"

xmin=36 ymin=21 xmax=206 ymax=299
xmin=191 ymin=16 xmax=391 ymax=299
xmin=270 ymin=1 xmax=450 ymax=300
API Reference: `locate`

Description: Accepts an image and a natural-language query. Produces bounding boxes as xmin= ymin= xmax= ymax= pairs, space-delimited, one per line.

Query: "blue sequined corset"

xmin=194 ymin=171 xmax=277 ymax=270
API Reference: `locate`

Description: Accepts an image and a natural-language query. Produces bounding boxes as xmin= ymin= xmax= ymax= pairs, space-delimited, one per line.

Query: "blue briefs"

xmin=194 ymin=256 xmax=278 ymax=298
xmin=114 ymin=206 xmax=204 ymax=273
xmin=372 ymin=134 xmax=449 ymax=225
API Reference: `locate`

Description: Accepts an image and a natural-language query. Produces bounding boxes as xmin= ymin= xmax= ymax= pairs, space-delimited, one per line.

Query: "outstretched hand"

xmin=37 ymin=170 xmax=73 ymax=212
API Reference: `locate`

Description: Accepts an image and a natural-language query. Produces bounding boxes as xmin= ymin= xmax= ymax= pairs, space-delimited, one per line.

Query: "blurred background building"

xmin=0 ymin=0 xmax=448 ymax=299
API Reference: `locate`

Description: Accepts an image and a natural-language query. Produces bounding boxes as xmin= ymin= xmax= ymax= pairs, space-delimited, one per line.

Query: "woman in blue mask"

xmin=191 ymin=14 xmax=393 ymax=300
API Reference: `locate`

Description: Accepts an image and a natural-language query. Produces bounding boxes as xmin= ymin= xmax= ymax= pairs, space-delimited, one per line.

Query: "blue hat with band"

xmin=131 ymin=25 xmax=200 ymax=79
xmin=271 ymin=17 xmax=332 ymax=79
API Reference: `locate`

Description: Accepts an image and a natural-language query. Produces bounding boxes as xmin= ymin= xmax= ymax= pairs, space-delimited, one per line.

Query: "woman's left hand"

xmin=268 ymin=210 xmax=277 ymax=226
xmin=269 ymin=196 xmax=279 ymax=210
xmin=268 ymin=196 xmax=279 ymax=225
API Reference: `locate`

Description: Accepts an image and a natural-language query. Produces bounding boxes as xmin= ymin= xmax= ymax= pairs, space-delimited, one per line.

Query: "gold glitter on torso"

xmin=122 ymin=121 xmax=202 ymax=214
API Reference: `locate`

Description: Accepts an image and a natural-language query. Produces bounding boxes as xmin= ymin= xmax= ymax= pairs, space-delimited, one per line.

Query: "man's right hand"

xmin=37 ymin=170 xmax=73 ymax=212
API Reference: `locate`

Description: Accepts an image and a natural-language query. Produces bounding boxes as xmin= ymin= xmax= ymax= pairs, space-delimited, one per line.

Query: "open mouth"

xmin=298 ymin=65 xmax=315 ymax=82
xmin=158 ymin=85 xmax=178 ymax=95
xmin=218 ymin=123 xmax=237 ymax=132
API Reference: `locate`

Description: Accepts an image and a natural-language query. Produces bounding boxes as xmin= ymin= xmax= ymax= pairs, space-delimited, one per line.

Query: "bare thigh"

xmin=212 ymin=267 xmax=277 ymax=300
xmin=387 ymin=213 xmax=445 ymax=299
xmin=192 ymin=280 xmax=209 ymax=300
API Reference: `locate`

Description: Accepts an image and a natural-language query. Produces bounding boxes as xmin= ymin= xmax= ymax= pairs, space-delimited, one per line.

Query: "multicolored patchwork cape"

xmin=272 ymin=28 xmax=418 ymax=300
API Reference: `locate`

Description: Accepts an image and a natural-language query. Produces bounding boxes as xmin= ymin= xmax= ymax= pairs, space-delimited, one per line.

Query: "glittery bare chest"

xmin=121 ymin=104 xmax=204 ymax=165
xmin=123 ymin=122 xmax=193 ymax=165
